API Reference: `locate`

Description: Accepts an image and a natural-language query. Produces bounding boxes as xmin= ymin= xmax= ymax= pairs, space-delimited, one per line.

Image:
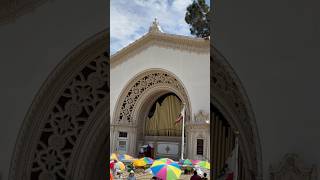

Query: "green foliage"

xmin=185 ymin=0 xmax=210 ymax=38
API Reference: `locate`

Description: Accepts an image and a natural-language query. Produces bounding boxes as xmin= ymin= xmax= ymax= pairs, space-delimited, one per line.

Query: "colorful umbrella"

xmin=179 ymin=159 xmax=193 ymax=166
xmin=110 ymin=153 xmax=135 ymax=162
xmin=191 ymin=160 xmax=201 ymax=165
xmin=133 ymin=159 xmax=147 ymax=167
xmin=155 ymin=158 xmax=174 ymax=164
xmin=110 ymin=153 xmax=118 ymax=161
xmin=140 ymin=157 xmax=154 ymax=165
xmin=115 ymin=161 xmax=126 ymax=171
xmin=198 ymin=161 xmax=210 ymax=169
xmin=150 ymin=161 xmax=181 ymax=180
xmin=117 ymin=154 xmax=135 ymax=162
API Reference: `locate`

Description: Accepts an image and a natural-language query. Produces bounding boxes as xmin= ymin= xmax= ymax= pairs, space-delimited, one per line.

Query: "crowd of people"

xmin=110 ymin=158 xmax=209 ymax=180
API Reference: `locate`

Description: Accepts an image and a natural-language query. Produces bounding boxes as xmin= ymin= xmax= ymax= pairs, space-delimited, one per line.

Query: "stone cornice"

xmin=111 ymin=31 xmax=209 ymax=68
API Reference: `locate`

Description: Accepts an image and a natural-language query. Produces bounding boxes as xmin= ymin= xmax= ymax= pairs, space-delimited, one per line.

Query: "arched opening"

xmin=135 ymin=90 xmax=186 ymax=160
xmin=111 ymin=69 xmax=192 ymax=160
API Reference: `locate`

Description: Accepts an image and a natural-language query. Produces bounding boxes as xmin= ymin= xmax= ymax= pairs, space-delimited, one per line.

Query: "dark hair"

xmin=194 ymin=171 xmax=197 ymax=175
xmin=204 ymin=173 xmax=207 ymax=177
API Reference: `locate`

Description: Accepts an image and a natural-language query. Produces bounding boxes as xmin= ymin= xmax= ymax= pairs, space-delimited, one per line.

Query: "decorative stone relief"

xmin=270 ymin=153 xmax=318 ymax=180
xmin=9 ymin=31 xmax=108 ymax=180
xmin=212 ymin=46 xmax=263 ymax=179
xmin=194 ymin=110 xmax=209 ymax=122
xmin=29 ymin=56 xmax=107 ymax=179
xmin=116 ymin=70 xmax=188 ymax=124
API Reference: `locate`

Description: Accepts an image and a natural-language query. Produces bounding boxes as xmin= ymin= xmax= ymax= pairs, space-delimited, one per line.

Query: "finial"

xmin=149 ymin=18 xmax=163 ymax=33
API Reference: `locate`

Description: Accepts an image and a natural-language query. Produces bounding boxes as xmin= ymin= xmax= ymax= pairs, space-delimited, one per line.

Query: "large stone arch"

xmin=9 ymin=30 xmax=109 ymax=180
xmin=212 ymin=46 xmax=263 ymax=179
xmin=111 ymin=68 xmax=192 ymax=156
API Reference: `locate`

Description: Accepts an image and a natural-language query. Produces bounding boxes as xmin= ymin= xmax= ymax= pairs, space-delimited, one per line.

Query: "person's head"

xmin=193 ymin=170 xmax=197 ymax=175
xmin=203 ymin=173 xmax=207 ymax=177
xmin=114 ymin=159 xmax=117 ymax=163
xmin=129 ymin=170 xmax=134 ymax=176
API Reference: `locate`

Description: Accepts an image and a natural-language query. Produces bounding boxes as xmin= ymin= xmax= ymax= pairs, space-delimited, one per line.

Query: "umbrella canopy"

xmin=150 ymin=161 xmax=181 ymax=180
xmin=155 ymin=158 xmax=174 ymax=164
xmin=140 ymin=157 xmax=154 ymax=165
xmin=115 ymin=161 xmax=126 ymax=171
xmin=110 ymin=153 xmax=119 ymax=161
xmin=110 ymin=153 xmax=135 ymax=162
xmin=198 ymin=161 xmax=210 ymax=169
xmin=179 ymin=159 xmax=193 ymax=166
xmin=133 ymin=159 xmax=147 ymax=167
xmin=191 ymin=160 xmax=201 ymax=165
xmin=118 ymin=154 xmax=135 ymax=162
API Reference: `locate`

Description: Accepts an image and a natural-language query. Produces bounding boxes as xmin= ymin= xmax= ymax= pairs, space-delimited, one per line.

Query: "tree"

xmin=185 ymin=0 xmax=210 ymax=38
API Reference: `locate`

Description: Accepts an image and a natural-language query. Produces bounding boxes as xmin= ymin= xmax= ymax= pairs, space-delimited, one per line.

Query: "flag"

xmin=224 ymin=136 xmax=239 ymax=180
xmin=175 ymin=105 xmax=185 ymax=124
xmin=217 ymin=135 xmax=239 ymax=180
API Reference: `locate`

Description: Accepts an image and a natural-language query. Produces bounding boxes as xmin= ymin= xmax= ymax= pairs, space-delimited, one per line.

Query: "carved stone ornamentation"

xmin=113 ymin=69 xmax=190 ymax=125
xmin=9 ymin=30 xmax=109 ymax=180
xmin=270 ymin=153 xmax=318 ymax=180
xmin=212 ymin=46 xmax=263 ymax=179
xmin=194 ymin=110 xmax=209 ymax=122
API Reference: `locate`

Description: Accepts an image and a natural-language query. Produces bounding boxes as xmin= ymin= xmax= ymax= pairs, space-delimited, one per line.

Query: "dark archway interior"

xmin=210 ymin=103 xmax=248 ymax=179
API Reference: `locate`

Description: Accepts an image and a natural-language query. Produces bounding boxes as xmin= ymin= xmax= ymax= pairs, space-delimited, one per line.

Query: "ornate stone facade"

xmin=9 ymin=30 xmax=108 ymax=180
xmin=114 ymin=70 xmax=189 ymax=125
xmin=270 ymin=153 xmax=318 ymax=180
xmin=212 ymin=46 xmax=263 ymax=179
xmin=111 ymin=68 xmax=193 ymax=157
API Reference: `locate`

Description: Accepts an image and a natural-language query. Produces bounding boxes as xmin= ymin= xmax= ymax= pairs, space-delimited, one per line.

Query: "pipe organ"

xmin=211 ymin=105 xmax=247 ymax=180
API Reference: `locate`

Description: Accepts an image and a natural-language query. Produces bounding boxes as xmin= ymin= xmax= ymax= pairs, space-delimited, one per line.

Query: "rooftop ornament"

xmin=149 ymin=18 xmax=164 ymax=33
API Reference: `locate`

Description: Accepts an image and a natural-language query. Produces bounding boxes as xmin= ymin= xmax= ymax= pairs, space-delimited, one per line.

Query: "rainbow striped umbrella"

xmin=115 ymin=161 xmax=126 ymax=171
xmin=198 ymin=161 xmax=210 ymax=169
xmin=110 ymin=153 xmax=135 ymax=162
xmin=150 ymin=160 xmax=181 ymax=180
xmin=139 ymin=157 xmax=154 ymax=165
xmin=191 ymin=160 xmax=201 ymax=165
xmin=155 ymin=158 xmax=174 ymax=164
xmin=110 ymin=153 xmax=118 ymax=161
xmin=179 ymin=159 xmax=193 ymax=166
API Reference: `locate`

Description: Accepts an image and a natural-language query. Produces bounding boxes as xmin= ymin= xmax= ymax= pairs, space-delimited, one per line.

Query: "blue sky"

xmin=111 ymin=0 xmax=210 ymax=54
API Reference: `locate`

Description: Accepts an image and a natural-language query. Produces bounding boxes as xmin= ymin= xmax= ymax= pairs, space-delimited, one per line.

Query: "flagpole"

xmin=181 ymin=103 xmax=185 ymax=160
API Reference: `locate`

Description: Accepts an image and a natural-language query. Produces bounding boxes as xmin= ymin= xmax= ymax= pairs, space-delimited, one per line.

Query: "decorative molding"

xmin=9 ymin=30 xmax=108 ymax=180
xmin=112 ymin=69 xmax=191 ymax=126
xmin=194 ymin=110 xmax=209 ymax=122
xmin=212 ymin=46 xmax=263 ymax=179
xmin=269 ymin=153 xmax=318 ymax=180
xmin=110 ymin=31 xmax=209 ymax=68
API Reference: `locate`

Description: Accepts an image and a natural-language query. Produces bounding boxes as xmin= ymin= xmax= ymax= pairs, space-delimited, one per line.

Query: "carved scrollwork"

xmin=116 ymin=71 xmax=187 ymax=124
xmin=30 ymin=56 xmax=107 ymax=179
xmin=270 ymin=153 xmax=318 ymax=180
xmin=212 ymin=47 xmax=262 ymax=179
xmin=9 ymin=31 xmax=108 ymax=180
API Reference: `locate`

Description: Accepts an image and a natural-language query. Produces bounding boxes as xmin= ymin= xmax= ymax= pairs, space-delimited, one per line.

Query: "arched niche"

xmin=211 ymin=45 xmax=263 ymax=180
xmin=9 ymin=30 xmax=109 ymax=180
xmin=111 ymin=68 xmax=192 ymax=156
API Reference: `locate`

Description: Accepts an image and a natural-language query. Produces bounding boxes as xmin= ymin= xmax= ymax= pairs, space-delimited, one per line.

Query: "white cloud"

xmin=110 ymin=0 xmax=194 ymax=54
